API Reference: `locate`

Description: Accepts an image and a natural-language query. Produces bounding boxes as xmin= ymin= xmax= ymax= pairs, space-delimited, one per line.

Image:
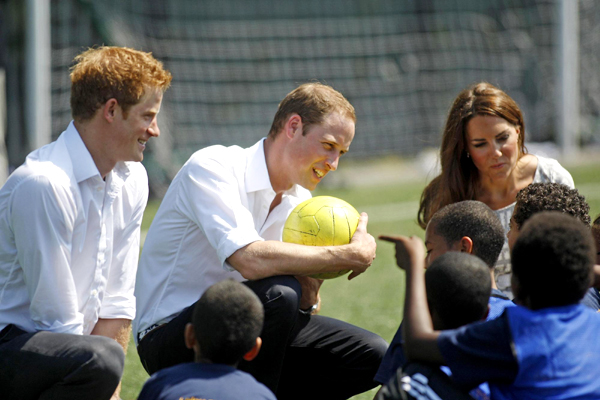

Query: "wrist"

xmin=299 ymin=300 xmax=319 ymax=315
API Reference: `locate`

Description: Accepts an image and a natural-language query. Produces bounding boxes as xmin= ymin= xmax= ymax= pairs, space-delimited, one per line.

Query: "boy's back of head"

xmin=426 ymin=252 xmax=491 ymax=329
xmin=429 ymin=200 xmax=504 ymax=268
xmin=512 ymin=212 xmax=595 ymax=310
xmin=193 ymin=280 xmax=264 ymax=365
xmin=512 ymin=183 xmax=590 ymax=230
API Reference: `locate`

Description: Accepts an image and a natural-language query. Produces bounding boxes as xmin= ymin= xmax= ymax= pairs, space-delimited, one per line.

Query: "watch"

xmin=298 ymin=302 xmax=318 ymax=315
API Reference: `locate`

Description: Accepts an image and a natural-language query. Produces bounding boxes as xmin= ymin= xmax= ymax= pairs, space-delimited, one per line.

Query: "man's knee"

xmin=246 ymin=275 xmax=302 ymax=312
xmin=370 ymin=333 xmax=389 ymax=361
xmin=84 ymin=336 xmax=125 ymax=389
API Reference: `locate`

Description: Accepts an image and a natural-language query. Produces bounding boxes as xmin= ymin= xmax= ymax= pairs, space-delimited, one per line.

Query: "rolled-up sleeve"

xmin=179 ymin=155 xmax=264 ymax=269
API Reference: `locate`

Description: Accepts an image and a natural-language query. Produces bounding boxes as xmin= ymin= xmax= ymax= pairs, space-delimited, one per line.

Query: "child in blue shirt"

xmin=385 ymin=212 xmax=600 ymax=399
xmin=378 ymin=252 xmax=494 ymax=400
xmin=137 ymin=280 xmax=275 ymax=400
xmin=375 ymin=200 xmax=513 ymax=396
xmin=506 ymin=182 xmax=599 ymax=310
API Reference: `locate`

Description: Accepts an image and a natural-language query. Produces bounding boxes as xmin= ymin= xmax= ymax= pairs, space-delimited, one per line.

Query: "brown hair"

xmin=70 ymin=46 xmax=172 ymax=121
xmin=268 ymin=82 xmax=356 ymax=138
xmin=417 ymin=82 xmax=527 ymax=229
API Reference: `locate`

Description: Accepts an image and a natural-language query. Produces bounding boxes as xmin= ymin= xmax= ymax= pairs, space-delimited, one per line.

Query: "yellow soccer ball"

xmin=282 ymin=196 xmax=360 ymax=279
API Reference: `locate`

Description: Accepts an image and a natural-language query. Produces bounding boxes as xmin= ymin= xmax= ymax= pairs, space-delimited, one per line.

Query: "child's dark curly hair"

xmin=513 ymin=183 xmax=590 ymax=229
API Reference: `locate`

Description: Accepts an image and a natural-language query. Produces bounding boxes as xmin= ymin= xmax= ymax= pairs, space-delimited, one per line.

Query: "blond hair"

xmin=70 ymin=46 xmax=172 ymax=121
xmin=268 ymin=83 xmax=355 ymax=137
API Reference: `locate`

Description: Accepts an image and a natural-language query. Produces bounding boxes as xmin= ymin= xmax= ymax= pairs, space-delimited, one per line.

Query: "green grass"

xmin=121 ymin=159 xmax=600 ymax=400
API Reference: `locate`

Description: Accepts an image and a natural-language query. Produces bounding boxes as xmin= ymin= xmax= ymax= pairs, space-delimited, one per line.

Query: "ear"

xmin=242 ymin=337 xmax=262 ymax=362
xmin=184 ymin=322 xmax=196 ymax=350
xmin=511 ymin=274 xmax=526 ymax=307
xmin=459 ymin=236 xmax=474 ymax=254
xmin=481 ymin=304 xmax=490 ymax=321
xmin=283 ymin=114 xmax=303 ymax=139
xmin=103 ymin=98 xmax=119 ymax=122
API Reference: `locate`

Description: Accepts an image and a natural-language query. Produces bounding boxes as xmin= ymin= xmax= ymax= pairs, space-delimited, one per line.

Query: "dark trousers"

xmin=137 ymin=276 xmax=388 ymax=399
xmin=0 ymin=324 xmax=124 ymax=400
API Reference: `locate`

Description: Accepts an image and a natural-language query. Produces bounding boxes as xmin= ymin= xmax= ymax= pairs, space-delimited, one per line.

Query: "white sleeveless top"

xmin=493 ymin=155 xmax=574 ymax=298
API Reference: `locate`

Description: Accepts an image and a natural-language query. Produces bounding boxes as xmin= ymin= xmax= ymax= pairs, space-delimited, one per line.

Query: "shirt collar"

xmin=64 ymin=121 xmax=131 ymax=183
xmin=245 ymin=139 xmax=273 ymax=193
xmin=245 ymin=138 xmax=304 ymax=197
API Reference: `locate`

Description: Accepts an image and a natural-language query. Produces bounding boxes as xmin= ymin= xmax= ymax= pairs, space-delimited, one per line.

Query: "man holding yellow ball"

xmin=134 ymin=83 xmax=387 ymax=399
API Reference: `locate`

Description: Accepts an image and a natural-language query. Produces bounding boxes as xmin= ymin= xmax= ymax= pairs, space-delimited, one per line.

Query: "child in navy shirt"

xmin=385 ymin=212 xmax=600 ymax=399
xmin=137 ymin=280 xmax=275 ymax=400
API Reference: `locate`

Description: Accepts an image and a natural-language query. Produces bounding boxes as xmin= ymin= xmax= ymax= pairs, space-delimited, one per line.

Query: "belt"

xmin=137 ymin=323 xmax=163 ymax=343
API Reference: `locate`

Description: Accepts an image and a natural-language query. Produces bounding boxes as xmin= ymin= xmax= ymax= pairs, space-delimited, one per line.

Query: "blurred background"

xmin=1 ymin=0 xmax=599 ymax=196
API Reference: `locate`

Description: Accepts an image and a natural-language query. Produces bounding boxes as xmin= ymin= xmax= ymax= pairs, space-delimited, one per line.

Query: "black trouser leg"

xmin=0 ymin=325 xmax=124 ymax=400
xmin=238 ymin=276 xmax=301 ymax=392
xmin=136 ymin=304 xmax=196 ymax=375
xmin=277 ymin=314 xmax=389 ymax=400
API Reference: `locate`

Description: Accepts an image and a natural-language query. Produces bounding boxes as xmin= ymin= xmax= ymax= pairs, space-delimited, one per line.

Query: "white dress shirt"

xmin=0 ymin=122 xmax=148 ymax=335
xmin=133 ymin=139 xmax=310 ymax=342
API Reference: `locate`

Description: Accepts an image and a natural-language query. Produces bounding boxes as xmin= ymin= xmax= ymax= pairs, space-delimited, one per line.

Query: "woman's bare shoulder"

xmin=517 ymin=154 xmax=538 ymax=182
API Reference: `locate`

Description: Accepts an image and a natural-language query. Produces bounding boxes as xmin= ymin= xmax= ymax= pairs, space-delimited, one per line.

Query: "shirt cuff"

xmin=217 ymin=228 xmax=264 ymax=270
xmin=98 ymin=294 xmax=136 ymax=320
xmin=33 ymin=316 xmax=84 ymax=335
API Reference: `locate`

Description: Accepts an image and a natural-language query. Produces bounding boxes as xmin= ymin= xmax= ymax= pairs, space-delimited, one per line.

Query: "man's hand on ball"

xmin=348 ymin=213 xmax=377 ymax=280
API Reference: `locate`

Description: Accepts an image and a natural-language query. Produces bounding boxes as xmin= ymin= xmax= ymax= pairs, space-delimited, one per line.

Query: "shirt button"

xmin=91 ymin=289 xmax=98 ymax=297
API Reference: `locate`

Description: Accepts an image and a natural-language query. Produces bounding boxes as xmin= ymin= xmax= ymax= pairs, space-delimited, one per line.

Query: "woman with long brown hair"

xmin=418 ymin=82 xmax=574 ymax=296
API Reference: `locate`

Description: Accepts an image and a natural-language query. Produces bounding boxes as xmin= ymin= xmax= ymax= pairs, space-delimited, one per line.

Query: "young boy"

xmin=377 ymin=252 xmax=492 ymax=400
xmin=137 ymin=280 xmax=275 ymax=400
xmin=375 ymin=200 xmax=511 ymax=391
xmin=422 ymin=200 xmax=512 ymax=319
xmin=387 ymin=212 xmax=600 ymax=399
xmin=506 ymin=182 xmax=599 ymax=310
xmin=507 ymin=183 xmax=591 ymax=250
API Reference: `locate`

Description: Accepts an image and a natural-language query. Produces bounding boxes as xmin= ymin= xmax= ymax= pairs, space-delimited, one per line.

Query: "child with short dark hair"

xmin=375 ymin=201 xmax=510 ymax=399
xmin=425 ymin=253 xmax=491 ymax=330
xmin=507 ymin=182 xmax=591 ymax=248
xmin=424 ymin=200 xmax=512 ymax=320
xmin=385 ymin=212 xmax=600 ymax=399
xmin=137 ymin=280 xmax=275 ymax=400
xmin=507 ymin=182 xmax=599 ymax=310
xmin=377 ymin=252 xmax=491 ymax=400
xmin=375 ymin=201 xmax=511 ymax=394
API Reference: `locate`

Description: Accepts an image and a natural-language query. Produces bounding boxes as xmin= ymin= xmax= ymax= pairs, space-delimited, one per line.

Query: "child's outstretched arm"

xmin=379 ymin=235 xmax=445 ymax=364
